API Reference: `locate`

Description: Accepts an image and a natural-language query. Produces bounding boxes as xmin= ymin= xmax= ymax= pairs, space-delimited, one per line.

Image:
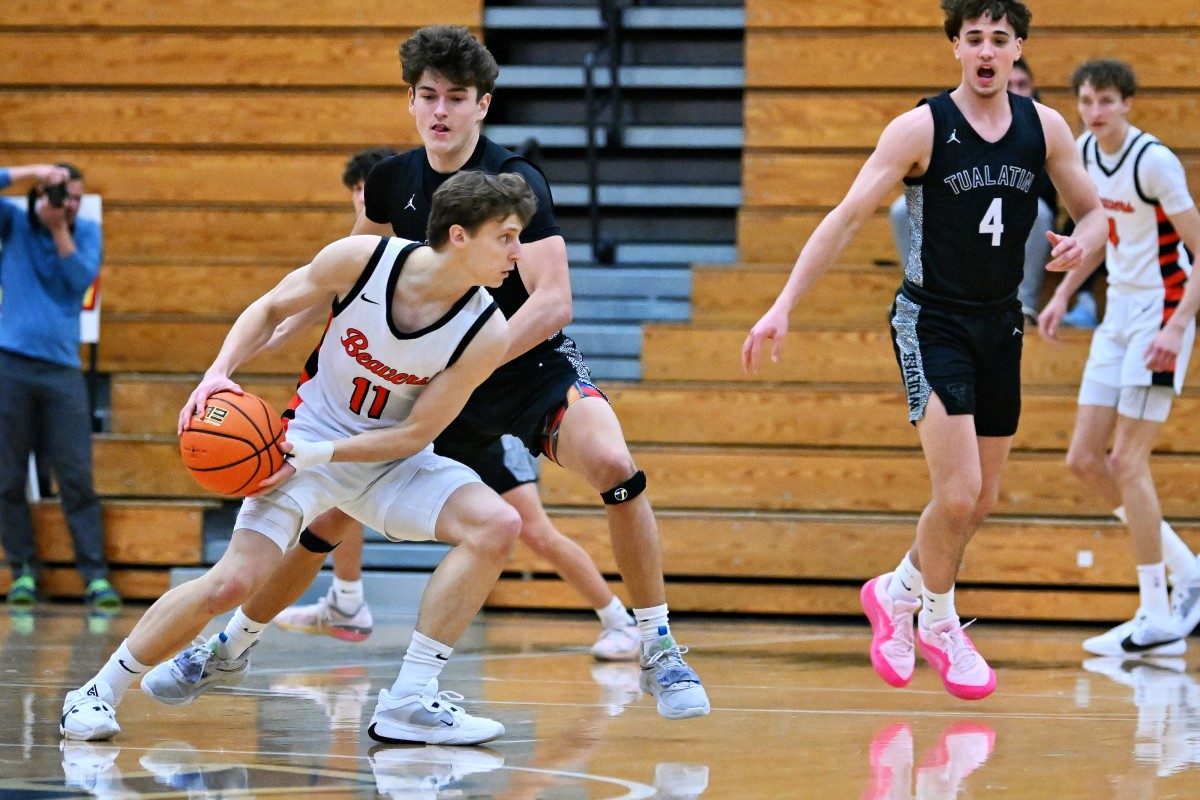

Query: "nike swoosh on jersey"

xmin=361 ymin=295 xmax=380 ymax=305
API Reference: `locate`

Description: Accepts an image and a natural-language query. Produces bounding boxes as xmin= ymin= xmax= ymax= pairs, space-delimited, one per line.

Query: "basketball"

xmin=179 ymin=390 xmax=286 ymax=496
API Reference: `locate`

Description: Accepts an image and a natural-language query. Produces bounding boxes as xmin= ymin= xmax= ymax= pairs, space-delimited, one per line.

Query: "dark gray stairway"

xmin=482 ymin=0 xmax=745 ymax=380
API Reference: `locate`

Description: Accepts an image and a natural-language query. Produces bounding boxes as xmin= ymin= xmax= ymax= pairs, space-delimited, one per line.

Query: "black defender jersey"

xmin=901 ymin=91 xmax=1047 ymax=311
xmin=363 ymin=136 xmax=566 ymax=368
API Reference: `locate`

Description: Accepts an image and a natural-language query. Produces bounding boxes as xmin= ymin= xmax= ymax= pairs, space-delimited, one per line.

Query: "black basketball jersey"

xmin=902 ymin=91 xmax=1047 ymax=310
xmin=362 ymin=136 xmax=565 ymax=367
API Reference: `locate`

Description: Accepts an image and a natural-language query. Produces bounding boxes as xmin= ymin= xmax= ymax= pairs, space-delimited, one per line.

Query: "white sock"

xmin=221 ymin=608 xmax=268 ymax=659
xmin=919 ymin=586 xmax=956 ymax=626
xmin=887 ymin=555 xmax=923 ymax=603
xmin=331 ymin=577 xmax=365 ymax=614
xmin=1137 ymin=562 xmax=1170 ymax=619
xmin=90 ymin=640 xmax=150 ymax=705
xmin=596 ymin=595 xmax=633 ymax=630
xmin=1160 ymin=522 xmax=1199 ymax=581
xmin=633 ymin=603 xmax=671 ymax=655
xmin=391 ymin=631 xmax=451 ymax=697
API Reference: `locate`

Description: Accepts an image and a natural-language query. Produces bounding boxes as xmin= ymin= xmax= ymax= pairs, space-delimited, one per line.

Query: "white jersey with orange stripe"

xmin=1079 ymin=127 xmax=1194 ymax=295
xmin=287 ymin=236 xmax=498 ymax=442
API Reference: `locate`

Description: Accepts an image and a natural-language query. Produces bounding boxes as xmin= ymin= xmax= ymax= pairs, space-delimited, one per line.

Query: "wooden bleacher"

xmin=501 ymin=0 xmax=1200 ymax=620
xmin=0 ymin=2 xmax=480 ymax=601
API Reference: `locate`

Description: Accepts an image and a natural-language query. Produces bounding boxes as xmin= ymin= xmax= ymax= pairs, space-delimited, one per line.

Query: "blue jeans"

xmin=0 ymin=349 xmax=108 ymax=583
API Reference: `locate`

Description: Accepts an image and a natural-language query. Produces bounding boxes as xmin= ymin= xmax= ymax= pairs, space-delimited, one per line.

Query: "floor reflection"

xmin=1 ymin=606 xmax=1199 ymax=798
xmin=864 ymin=720 xmax=996 ymax=800
xmin=1084 ymin=657 xmax=1200 ymax=778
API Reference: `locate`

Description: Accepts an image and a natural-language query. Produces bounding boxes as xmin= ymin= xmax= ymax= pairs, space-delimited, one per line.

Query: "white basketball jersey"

xmin=1079 ymin=128 xmax=1193 ymax=296
xmin=286 ymin=237 xmax=497 ymax=441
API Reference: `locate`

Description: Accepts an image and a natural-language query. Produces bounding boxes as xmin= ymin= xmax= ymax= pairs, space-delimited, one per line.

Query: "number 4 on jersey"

xmin=979 ymin=197 xmax=1004 ymax=246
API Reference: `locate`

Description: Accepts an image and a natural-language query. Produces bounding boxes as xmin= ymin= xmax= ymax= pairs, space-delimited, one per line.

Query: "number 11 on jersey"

xmin=349 ymin=377 xmax=391 ymax=419
xmin=979 ymin=197 xmax=1004 ymax=246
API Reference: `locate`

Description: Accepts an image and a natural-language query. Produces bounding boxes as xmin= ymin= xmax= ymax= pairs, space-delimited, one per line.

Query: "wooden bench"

xmin=91 ymin=435 xmax=1200 ymax=520
xmin=0 ymin=500 xmax=210 ymax=600
xmin=643 ymin=324 xmax=1112 ymax=386
xmin=489 ymin=509 xmax=1194 ymax=622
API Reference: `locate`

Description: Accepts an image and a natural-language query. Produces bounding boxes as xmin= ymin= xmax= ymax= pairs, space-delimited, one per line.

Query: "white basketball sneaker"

xmin=367 ymin=680 xmax=504 ymax=746
xmin=1083 ymin=613 xmax=1186 ymax=658
xmin=590 ymin=622 xmax=641 ymax=662
xmin=60 ymin=683 xmax=121 ymax=742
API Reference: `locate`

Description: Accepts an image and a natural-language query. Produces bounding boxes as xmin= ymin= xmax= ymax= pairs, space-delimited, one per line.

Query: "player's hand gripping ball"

xmin=180 ymin=390 xmax=285 ymax=496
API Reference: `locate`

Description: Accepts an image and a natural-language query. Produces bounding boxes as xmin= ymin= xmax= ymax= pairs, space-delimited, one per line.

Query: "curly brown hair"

xmin=399 ymin=26 xmax=499 ymax=98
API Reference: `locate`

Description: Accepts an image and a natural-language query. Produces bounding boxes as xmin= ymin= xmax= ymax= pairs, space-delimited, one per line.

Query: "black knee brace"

xmin=299 ymin=527 xmax=339 ymax=553
xmin=601 ymin=470 xmax=647 ymax=505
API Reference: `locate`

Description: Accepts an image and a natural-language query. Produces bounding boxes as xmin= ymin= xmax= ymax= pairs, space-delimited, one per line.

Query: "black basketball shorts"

xmin=433 ymin=337 xmax=592 ymax=488
xmin=888 ymin=292 xmax=1024 ymax=437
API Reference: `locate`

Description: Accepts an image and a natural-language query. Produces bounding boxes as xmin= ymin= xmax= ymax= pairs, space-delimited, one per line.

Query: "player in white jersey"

xmin=1039 ymin=59 xmax=1200 ymax=656
xmin=60 ymin=171 xmax=538 ymax=745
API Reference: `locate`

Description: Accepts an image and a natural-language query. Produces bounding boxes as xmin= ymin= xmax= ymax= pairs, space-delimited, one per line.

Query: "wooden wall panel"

xmin=744 ymin=91 xmax=1200 ymax=151
xmin=3 ymin=1 xmax=481 ymax=28
xmin=747 ymin=32 xmax=1200 ymax=89
xmin=537 ymin=446 xmax=1200 ymax=518
xmin=522 ymin=512 xmax=1200 ymax=587
xmin=0 ymin=91 xmax=424 ymax=148
xmin=102 ymin=208 xmax=349 ymax=263
xmin=640 ymin=325 xmax=1184 ymax=388
xmin=745 ymin=0 xmax=1200 ymax=29
xmin=95 ymin=319 xmax=324 ymax=374
xmin=0 ymin=149 xmax=399 ymax=207
xmin=743 ymin=152 xmax=1200 ymax=208
xmin=111 ymin=375 xmax=297 ymax=434
xmin=0 ymin=32 xmax=419 ymax=88
xmin=737 ymin=209 xmax=895 ymax=264
xmin=487 ymin=578 xmax=1140 ymax=622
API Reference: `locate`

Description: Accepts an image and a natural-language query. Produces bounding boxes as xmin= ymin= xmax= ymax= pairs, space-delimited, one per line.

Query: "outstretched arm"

xmin=742 ymin=107 xmax=932 ymax=374
xmin=178 ymin=236 xmax=380 ymax=432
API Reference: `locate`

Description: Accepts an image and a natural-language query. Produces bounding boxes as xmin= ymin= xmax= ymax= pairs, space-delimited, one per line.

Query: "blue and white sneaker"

xmin=141 ymin=635 xmax=252 ymax=706
xmin=639 ymin=632 xmax=710 ymax=720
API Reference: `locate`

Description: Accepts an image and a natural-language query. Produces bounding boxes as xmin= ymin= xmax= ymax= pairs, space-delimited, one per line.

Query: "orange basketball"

xmin=180 ymin=390 xmax=285 ymax=496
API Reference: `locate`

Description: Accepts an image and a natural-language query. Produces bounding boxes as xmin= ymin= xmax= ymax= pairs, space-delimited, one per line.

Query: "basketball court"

xmin=1 ymin=604 xmax=1196 ymax=798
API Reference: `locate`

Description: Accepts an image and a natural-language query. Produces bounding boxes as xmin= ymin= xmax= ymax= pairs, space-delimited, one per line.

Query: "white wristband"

xmin=285 ymin=440 xmax=335 ymax=472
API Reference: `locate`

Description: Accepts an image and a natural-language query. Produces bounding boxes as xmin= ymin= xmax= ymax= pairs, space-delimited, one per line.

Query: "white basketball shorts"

xmin=1078 ymin=287 xmax=1195 ymax=409
xmin=235 ymin=443 xmax=480 ymax=553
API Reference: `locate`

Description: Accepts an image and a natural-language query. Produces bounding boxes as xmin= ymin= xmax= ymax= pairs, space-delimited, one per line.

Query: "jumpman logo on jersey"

xmin=404 ymin=194 xmax=417 ymax=211
xmin=947 ymin=129 xmax=962 ymax=144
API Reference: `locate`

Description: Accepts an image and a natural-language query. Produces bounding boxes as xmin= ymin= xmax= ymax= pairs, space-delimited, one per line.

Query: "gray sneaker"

xmin=639 ymin=633 xmax=710 ymax=720
xmin=367 ymin=679 xmax=504 ymax=746
xmin=141 ymin=635 xmax=251 ymax=706
xmin=1170 ymin=568 xmax=1200 ymax=637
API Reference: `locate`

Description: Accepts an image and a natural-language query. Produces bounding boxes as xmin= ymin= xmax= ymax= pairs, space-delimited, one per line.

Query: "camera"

xmin=45 ymin=182 xmax=69 ymax=208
